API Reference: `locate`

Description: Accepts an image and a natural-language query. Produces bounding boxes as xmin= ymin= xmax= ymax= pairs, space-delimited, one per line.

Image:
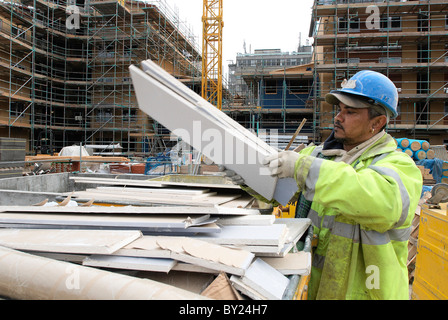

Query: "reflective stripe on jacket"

xmin=295 ymin=133 xmax=422 ymax=300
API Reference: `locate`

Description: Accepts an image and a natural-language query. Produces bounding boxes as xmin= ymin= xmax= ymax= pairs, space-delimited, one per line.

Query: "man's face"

xmin=333 ymin=103 xmax=375 ymax=150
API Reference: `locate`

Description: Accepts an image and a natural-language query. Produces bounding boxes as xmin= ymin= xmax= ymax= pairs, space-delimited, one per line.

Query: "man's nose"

xmin=335 ymin=111 xmax=343 ymax=122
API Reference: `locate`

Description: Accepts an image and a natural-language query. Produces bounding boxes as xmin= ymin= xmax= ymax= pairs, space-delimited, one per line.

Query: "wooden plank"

xmin=0 ymin=229 xmax=141 ymax=255
xmin=83 ymin=255 xmax=177 ymax=273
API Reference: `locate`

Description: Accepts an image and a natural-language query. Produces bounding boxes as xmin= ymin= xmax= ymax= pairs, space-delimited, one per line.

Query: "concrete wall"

xmin=0 ymin=173 xmax=71 ymax=193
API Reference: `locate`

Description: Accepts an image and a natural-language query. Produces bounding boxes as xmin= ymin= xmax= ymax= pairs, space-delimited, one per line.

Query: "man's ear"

xmin=373 ymin=115 xmax=388 ymax=131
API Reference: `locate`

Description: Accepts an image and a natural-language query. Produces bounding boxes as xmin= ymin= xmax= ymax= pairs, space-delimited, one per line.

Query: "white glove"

xmin=218 ymin=165 xmax=245 ymax=185
xmin=262 ymin=151 xmax=301 ymax=179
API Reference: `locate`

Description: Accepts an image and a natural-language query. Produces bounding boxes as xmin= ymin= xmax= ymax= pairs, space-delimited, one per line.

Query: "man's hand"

xmin=262 ymin=151 xmax=301 ymax=179
xmin=218 ymin=165 xmax=245 ymax=185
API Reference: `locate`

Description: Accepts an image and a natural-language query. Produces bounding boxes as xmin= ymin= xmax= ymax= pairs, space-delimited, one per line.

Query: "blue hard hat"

xmin=327 ymin=70 xmax=399 ymax=119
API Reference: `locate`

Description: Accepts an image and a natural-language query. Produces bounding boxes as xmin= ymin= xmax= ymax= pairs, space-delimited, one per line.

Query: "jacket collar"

xmin=321 ymin=130 xmax=397 ymax=164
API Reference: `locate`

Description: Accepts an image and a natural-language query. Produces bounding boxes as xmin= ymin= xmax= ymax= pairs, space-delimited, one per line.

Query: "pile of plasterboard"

xmin=0 ymin=204 xmax=311 ymax=300
xmin=67 ymin=176 xmax=254 ymax=208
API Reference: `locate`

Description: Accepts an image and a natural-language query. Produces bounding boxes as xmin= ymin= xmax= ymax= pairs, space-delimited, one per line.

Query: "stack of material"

xmin=0 ymin=204 xmax=311 ymax=300
xmin=0 ymin=137 xmax=25 ymax=179
xmin=430 ymin=145 xmax=448 ymax=161
xmin=441 ymin=161 xmax=448 ymax=184
xmin=417 ymin=165 xmax=436 ymax=185
xmin=67 ymin=176 xmax=252 ymax=208
xmin=395 ymin=138 xmax=435 ymax=161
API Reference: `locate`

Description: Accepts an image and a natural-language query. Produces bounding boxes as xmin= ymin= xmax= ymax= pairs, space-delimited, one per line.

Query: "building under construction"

xmin=310 ymin=0 xmax=448 ymax=144
xmin=0 ymin=0 xmax=201 ymax=156
xmin=225 ymin=46 xmax=315 ymax=147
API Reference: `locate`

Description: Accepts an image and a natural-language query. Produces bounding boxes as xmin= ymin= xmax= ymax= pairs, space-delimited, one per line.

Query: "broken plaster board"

xmin=218 ymin=215 xmax=275 ymax=226
xmin=130 ymin=62 xmax=298 ymax=205
xmin=84 ymin=188 xmax=218 ymax=201
xmin=240 ymin=258 xmax=290 ymax=300
xmin=156 ymin=237 xmax=255 ymax=276
xmin=194 ymin=223 xmax=288 ymax=247
xmin=229 ymin=275 xmax=268 ymax=300
xmin=83 ymin=255 xmax=177 ymax=273
xmin=0 ymin=229 xmax=142 ymax=255
xmin=0 ymin=213 xmax=214 ymax=230
xmin=262 ymin=252 xmax=312 ymax=276
xmin=69 ymin=190 xmax=240 ymax=207
xmin=0 ymin=205 xmax=262 ymax=216
xmin=70 ymin=176 xmax=165 ymax=187
xmin=0 ymin=222 xmax=222 ymax=235
xmin=95 ymin=186 xmax=212 ymax=195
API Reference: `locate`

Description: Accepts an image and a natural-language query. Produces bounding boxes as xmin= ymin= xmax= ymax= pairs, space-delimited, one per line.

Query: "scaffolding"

xmin=311 ymin=0 xmax=448 ymax=144
xmin=224 ymin=47 xmax=315 ymax=142
xmin=0 ymin=0 xmax=202 ymax=156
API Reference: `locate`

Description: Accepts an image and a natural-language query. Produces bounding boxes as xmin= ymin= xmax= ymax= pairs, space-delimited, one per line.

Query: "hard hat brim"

xmin=325 ymin=91 xmax=372 ymax=109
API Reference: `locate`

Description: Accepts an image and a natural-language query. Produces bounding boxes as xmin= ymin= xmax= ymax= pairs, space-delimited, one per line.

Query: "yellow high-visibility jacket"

xmin=295 ymin=133 xmax=422 ymax=300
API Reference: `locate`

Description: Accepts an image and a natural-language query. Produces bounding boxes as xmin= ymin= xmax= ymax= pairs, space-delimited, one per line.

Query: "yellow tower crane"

xmin=201 ymin=0 xmax=223 ymax=110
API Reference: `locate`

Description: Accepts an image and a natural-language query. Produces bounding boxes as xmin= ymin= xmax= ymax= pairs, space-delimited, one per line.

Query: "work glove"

xmin=262 ymin=151 xmax=301 ymax=179
xmin=218 ymin=165 xmax=245 ymax=185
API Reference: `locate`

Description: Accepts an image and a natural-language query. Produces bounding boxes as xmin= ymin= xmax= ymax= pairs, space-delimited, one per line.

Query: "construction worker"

xmin=262 ymin=70 xmax=423 ymax=300
xmin=222 ymin=70 xmax=422 ymax=299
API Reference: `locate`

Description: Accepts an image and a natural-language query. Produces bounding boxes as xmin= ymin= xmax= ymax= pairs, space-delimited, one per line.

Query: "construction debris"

xmin=0 ymin=193 xmax=311 ymax=300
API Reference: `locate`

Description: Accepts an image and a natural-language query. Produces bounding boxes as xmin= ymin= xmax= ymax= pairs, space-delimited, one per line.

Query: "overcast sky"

xmin=163 ymin=0 xmax=314 ymax=79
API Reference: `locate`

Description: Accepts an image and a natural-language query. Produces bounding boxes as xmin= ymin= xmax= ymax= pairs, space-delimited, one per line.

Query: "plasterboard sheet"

xmin=0 ymin=222 xmax=222 ymax=235
xmin=69 ymin=190 xmax=240 ymax=207
xmin=86 ymin=187 xmax=218 ymax=200
xmin=29 ymin=251 xmax=87 ymax=263
xmin=129 ymin=61 xmax=298 ymax=205
xmin=218 ymin=215 xmax=275 ymax=226
xmin=156 ymin=236 xmax=254 ymax=276
xmin=0 ymin=229 xmax=141 ymax=255
xmin=194 ymin=223 xmax=288 ymax=247
xmin=70 ymin=176 xmax=165 ymax=187
xmin=276 ymin=218 xmax=312 ymax=244
xmin=262 ymin=252 xmax=312 ymax=275
xmin=0 ymin=205 xmax=262 ymax=216
xmin=229 ymin=275 xmax=267 ymax=300
xmin=240 ymin=258 xmax=290 ymax=300
xmin=172 ymin=262 xmax=217 ymax=274
xmin=0 ymin=213 xmax=208 ymax=228
xmin=95 ymin=186 xmax=212 ymax=195
xmin=83 ymin=255 xmax=176 ymax=273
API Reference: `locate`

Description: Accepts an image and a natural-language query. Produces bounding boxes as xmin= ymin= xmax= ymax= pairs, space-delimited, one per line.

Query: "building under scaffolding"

xmin=225 ymin=46 xmax=315 ymax=144
xmin=0 ymin=0 xmax=201 ymax=156
xmin=310 ymin=0 xmax=448 ymax=144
